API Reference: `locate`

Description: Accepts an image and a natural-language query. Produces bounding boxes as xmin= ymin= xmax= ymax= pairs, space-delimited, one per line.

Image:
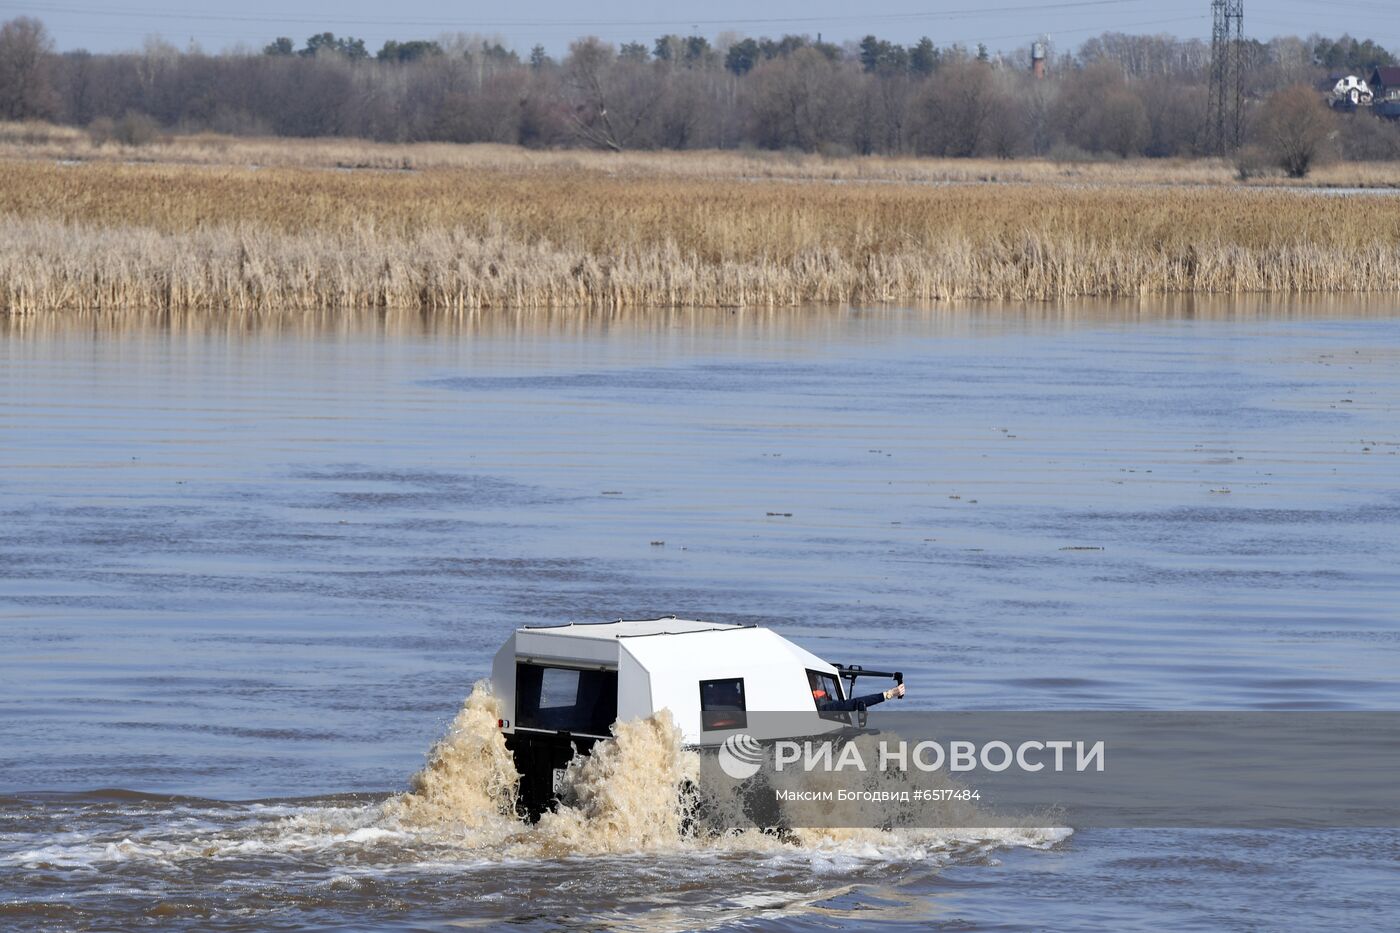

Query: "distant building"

xmin=1319 ymin=71 xmax=1348 ymax=92
xmin=1368 ymin=66 xmax=1400 ymax=102
xmin=1031 ymin=41 xmax=1047 ymax=80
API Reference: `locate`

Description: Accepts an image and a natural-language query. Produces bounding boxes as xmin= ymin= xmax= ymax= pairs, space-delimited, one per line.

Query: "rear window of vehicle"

xmin=515 ymin=663 xmax=617 ymax=736
xmin=699 ymin=677 xmax=747 ymax=730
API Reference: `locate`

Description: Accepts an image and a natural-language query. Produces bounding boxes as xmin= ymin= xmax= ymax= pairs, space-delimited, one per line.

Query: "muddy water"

xmin=2 ymin=301 xmax=1399 ymax=930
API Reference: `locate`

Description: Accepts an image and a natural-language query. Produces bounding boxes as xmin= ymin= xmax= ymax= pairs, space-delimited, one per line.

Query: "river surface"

xmin=2 ymin=301 xmax=1399 ymax=930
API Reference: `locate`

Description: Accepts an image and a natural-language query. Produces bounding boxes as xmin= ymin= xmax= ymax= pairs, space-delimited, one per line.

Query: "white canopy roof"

xmin=512 ymin=617 xmax=744 ymax=667
xmin=523 ymin=617 xmax=741 ymax=640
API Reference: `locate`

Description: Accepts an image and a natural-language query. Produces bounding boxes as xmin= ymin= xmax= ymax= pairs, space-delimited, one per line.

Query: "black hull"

xmin=504 ymin=730 xmax=601 ymax=821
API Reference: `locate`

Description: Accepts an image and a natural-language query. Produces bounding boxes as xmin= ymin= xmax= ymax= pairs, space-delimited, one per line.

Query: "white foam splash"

xmin=2 ymin=683 xmax=1069 ymax=872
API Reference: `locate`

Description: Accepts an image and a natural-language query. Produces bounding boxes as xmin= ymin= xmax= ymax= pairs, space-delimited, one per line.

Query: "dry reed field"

xmin=7 ymin=121 xmax=1400 ymax=187
xmin=2 ymin=130 xmax=1399 ymax=313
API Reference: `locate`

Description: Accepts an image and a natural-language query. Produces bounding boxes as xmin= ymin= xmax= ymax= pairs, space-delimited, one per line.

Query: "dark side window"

xmin=807 ymin=669 xmax=850 ymax=722
xmin=516 ymin=663 xmax=617 ymax=736
xmin=699 ymin=677 xmax=747 ymax=730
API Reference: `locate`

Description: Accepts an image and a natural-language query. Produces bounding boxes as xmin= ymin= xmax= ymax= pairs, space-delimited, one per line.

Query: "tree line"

xmin=2 ymin=16 xmax=1398 ymax=161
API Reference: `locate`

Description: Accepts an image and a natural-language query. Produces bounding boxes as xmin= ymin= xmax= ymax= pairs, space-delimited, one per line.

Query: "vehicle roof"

xmin=620 ymin=624 xmax=833 ymax=676
xmin=520 ymin=616 xmax=745 ymax=641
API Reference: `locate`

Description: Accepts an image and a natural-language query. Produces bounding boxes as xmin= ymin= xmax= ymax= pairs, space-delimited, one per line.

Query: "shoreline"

xmin=5 ymin=124 xmax=1400 ymax=188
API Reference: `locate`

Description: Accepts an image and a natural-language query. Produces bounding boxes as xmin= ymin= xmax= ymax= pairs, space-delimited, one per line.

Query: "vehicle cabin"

xmin=493 ymin=617 xmax=850 ymax=743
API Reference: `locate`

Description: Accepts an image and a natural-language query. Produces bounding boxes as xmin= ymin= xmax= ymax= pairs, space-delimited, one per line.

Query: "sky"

xmin=4 ymin=0 xmax=1398 ymax=58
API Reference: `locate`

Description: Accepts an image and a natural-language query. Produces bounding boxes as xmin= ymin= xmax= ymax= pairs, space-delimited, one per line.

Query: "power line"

xmin=948 ymin=14 xmax=1207 ymax=48
xmin=1272 ymin=0 xmax=1400 ymax=20
xmin=2 ymin=0 xmax=1152 ymax=30
xmin=41 ymin=13 xmax=1208 ymax=51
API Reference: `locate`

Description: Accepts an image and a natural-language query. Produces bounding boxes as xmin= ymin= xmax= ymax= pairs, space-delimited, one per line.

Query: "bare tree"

xmin=0 ymin=17 xmax=57 ymax=119
xmin=562 ymin=38 xmax=668 ymax=150
xmin=742 ymin=48 xmax=855 ymax=152
xmin=1261 ymin=36 xmax=1316 ymax=91
xmin=1254 ymin=84 xmax=1335 ymax=178
xmin=517 ymin=69 xmax=570 ymax=147
xmin=861 ymin=70 xmax=914 ymax=153
xmin=1079 ymin=32 xmax=1208 ymax=80
xmin=910 ymin=59 xmax=993 ymax=157
xmin=1054 ymin=61 xmax=1149 ymax=157
xmin=1139 ymin=81 xmax=1206 ymax=156
xmin=1091 ymin=87 xmax=1149 ymax=156
xmin=1021 ymin=79 xmax=1056 ymax=156
xmin=55 ymin=49 xmax=97 ymax=124
xmin=651 ymin=67 xmax=723 ymax=149
xmin=980 ymin=72 xmax=1030 ymax=159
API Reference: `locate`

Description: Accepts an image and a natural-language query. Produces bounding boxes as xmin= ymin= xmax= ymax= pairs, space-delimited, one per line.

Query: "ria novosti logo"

xmin=717 ymin=731 xmax=1105 ymax=780
xmin=718 ymin=733 xmax=765 ymax=779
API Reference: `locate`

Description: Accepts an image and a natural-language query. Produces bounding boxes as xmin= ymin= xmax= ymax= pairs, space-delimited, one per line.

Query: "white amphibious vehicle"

xmin=491 ymin=616 xmax=903 ymax=817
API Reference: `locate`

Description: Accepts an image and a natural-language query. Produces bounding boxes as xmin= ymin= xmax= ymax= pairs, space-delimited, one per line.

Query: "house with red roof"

xmin=1368 ymin=66 xmax=1400 ymax=102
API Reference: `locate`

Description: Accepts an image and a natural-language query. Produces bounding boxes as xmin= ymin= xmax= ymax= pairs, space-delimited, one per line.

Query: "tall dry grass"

xmin=2 ymin=150 xmax=1399 ymax=313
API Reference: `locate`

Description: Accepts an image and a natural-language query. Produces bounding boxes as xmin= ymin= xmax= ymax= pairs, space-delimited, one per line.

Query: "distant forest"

xmin=2 ymin=16 xmax=1399 ymax=160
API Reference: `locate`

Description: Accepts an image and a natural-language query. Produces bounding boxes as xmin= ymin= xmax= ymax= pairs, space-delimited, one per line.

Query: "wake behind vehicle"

xmin=490 ymin=616 xmax=904 ymax=818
